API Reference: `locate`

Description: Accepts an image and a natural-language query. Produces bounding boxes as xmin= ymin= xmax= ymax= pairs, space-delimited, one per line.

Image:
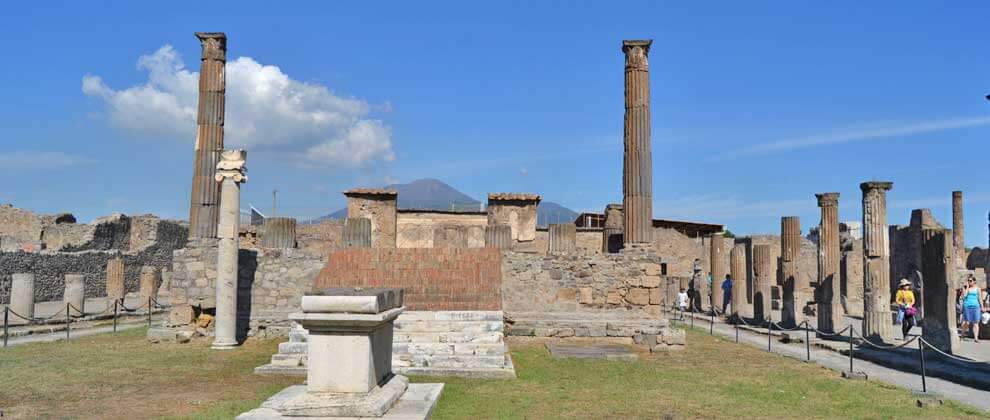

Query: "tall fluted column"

xmin=188 ymin=32 xmax=227 ymax=239
xmin=816 ymin=193 xmax=843 ymax=334
xmin=952 ymin=191 xmax=964 ymax=263
xmin=861 ymin=181 xmax=894 ymax=342
xmin=752 ymin=244 xmax=773 ymax=323
xmin=621 ymin=40 xmax=653 ymax=246
xmin=730 ymin=244 xmax=749 ymax=318
xmin=213 ymin=149 xmax=247 ymax=350
xmin=710 ymin=233 xmax=727 ymax=312
xmin=780 ymin=216 xmax=801 ymax=327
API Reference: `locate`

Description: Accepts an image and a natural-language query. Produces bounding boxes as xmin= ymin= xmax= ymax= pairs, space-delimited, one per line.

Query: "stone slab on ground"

xmin=545 ymin=342 xmax=638 ymax=362
xmin=237 ymin=383 xmax=443 ymax=420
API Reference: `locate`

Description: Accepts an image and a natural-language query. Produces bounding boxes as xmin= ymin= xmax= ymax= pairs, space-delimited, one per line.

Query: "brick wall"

xmin=314 ymin=248 xmax=502 ymax=311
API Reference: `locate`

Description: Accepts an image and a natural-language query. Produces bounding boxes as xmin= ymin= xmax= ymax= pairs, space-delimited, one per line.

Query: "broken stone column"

xmin=729 ymin=244 xmax=750 ymax=318
xmin=344 ymin=189 xmax=397 ymax=248
xmin=213 ymin=149 xmax=247 ymax=350
xmin=239 ymin=288 xmax=443 ymax=419
xmin=10 ymin=273 xmax=35 ymax=324
xmin=261 ymin=217 xmax=297 ymax=249
xmin=188 ymin=32 xmax=227 ymax=240
xmin=952 ymin=191 xmax=965 ymax=264
xmin=921 ymin=228 xmax=960 ymax=354
xmin=484 ymin=224 xmax=512 ymax=250
xmin=487 ymin=193 xmax=541 ymax=242
xmin=861 ymin=181 xmax=894 ymax=343
xmin=621 ymin=40 xmax=654 ymax=246
xmin=139 ymin=266 xmax=159 ymax=302
xmin=710 ymin=233 xmax=727 ymax=312
xmin=816 ymin=193 xmax=843 ymax=334
xmin=105 ymin=257 xmax=124 ymax=303
xmin=780 ymin=216 xmax=801 ymax=327
xmin=752 ymin=244 xmax=773 ymax=323
xmin=342 ymin=217 xmax=372 ymax=248
xmin=64 ymin=273 xmax=85 ymax=316
xmin=548 ymin=223 xmax=577 ymax=254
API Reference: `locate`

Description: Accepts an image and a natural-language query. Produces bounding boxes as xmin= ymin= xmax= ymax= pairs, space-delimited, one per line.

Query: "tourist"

xmin=960 ymin=276 xmax=985 ymax=343
xmin=677 ymin=288 xmax=689 ymax=320
xmin=721 ymin=274 xmax=733 ymax=315
xmin=895 ymin=279 xmax=916 ymax=339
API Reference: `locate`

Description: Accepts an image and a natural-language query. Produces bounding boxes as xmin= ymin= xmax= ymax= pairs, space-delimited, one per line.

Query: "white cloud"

xmin=714 ymin=116 xmax=990 ymax=160
xmin=83 ymin=45 xmax=394 ymax=168
xmin=383 ymin=175 xmax=399 ymax=185
xmin=519 ymin=167 xmax=528 ymax=176
xmin=0 ymin=151 xmax=95 ymax=170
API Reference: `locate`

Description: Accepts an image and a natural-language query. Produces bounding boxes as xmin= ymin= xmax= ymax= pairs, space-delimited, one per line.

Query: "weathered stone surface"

xmin=625 ymin=288 xmax=650 ymax=305
xmin=952 ymin=191 xmax=964 ymax=263
xmin=780 ymin=216 xmax=801 ymax=327
xmin=816 ymin=193 xmax=843 ymax=334
xmin=105 ymin=258 xmax=124 ymax=301
xmin=138 ymin=266 xmax=159 ymax=301
xmin=921 ymin=229 xmax=960 ymax=354
xmin=64 ymin=273 xmax=85 ymax=316
xmin=168 ymin=304 xmax=195 ymax=326
xmin=344 ymin=189 xmax=397 ymax=248
xmin=487 ymin=193 xmax=540 ymax=242
xmin=9 ymin=273 xmax=35 ymax=323
xmin=729 ymin=244 xmax=749 ymax=318
xmin=302 ymin=288 xmax=404 ymax=314
xmin=710 ymin=233 xmax=727 ymax=310
xmin=147 ymin=327 xmax=193 ymax=344
xmin=622 ymin=40 xmax=653 ymax=245
xmin=484 ymin=224 xmax=512 ymax=250
xmin=342 ymin=217 xmax=372 ymax=248
xmin=752 ymin=245 xmax=772 ymax=322
xmin=548 ymin=223 xmax=577 ymax=254
xmin=213 ymin=149 xmax=247 ymax=349
xmin=261 ymin=217 xmax=297 ymax=249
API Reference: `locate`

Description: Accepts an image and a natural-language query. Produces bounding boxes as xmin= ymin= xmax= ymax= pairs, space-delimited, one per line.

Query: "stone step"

xmin=268 ymin=353 xmax=306 ymax=367
xmin=507 ymin=319 xmax=670 ymax=337
xmin=278 ymin=341 xmax=308 ymax=354
xmin=393 ymin=332 xmax=504 ymax=344
xmin=393 ymin=342 xmax=507 ymax=356
xmin=394 ymin=320 xmax=502 ymax=334
xmin=393 ymin=354 xmax=507 ymax=369
xmin=398 ymin=311 xmax=503 ymax=322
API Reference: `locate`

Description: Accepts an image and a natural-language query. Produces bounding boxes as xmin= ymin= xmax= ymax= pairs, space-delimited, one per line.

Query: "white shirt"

xmin=677 ymin=292 xmax=689 ymax=307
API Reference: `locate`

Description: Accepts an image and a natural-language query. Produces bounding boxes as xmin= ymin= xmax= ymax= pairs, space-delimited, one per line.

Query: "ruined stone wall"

xmin=314 ymin=248 xmax=503 ymax=311
xmin=0 ymin=219 xmax=187 ymax=304
xmin=500 ymin=248 xmax=663 ymax=317
xmin=395 ymin=211 xmax=487 ymax=248
xmin=0 ymin=204 xmax=47 ymax=244
xmin=346 ymin=194 xmax=397 ymax=248
xmin=576 ymin=229 xmax=603 ymax=254
xmin=652 ymin=228 xmax=704 ymax=278
xmin=168 ymin=241 xmax=325 ymax=333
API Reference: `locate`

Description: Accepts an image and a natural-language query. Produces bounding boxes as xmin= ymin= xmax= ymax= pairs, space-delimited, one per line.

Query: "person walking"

xmin=676 ymin=288 xmax=689 ymax=321
xmin=895 ymin=279 xmax=916 ymax=339
xmin=960 ymin=275 xmax=985 ymax=343
xmin=721 ymin=274 xmax=733 ymax=315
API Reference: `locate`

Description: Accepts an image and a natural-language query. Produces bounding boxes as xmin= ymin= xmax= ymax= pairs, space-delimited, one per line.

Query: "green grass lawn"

xmin=0 ymin=327 xmax=984 ymax=419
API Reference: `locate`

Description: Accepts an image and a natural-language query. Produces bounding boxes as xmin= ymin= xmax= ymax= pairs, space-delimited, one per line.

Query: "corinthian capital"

xmin=622 ymin=40 xmax=652 ymax=70
xmin=215 ymin=149 xmax=247 ymax=183
xmin=196 ymin=32 xmax=227 ymax=61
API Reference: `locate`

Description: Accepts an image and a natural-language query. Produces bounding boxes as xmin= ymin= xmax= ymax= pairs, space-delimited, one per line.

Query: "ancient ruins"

xmin=2 ymin=32 xmax=989 ymax=418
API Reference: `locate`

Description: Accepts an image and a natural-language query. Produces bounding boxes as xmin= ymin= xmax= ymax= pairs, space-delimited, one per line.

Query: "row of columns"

xmin=6 ymin=268 xmax=161 ymax=323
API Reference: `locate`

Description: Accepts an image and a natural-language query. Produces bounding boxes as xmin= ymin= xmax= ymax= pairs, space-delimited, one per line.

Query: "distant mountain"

xmin=318 ymin=178 xmax=578 ymax=226
xmin=537 ymin=201 xmax=580 ymax=227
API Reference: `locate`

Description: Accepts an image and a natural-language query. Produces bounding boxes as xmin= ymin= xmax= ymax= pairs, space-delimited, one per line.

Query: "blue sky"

xmin=1 ymin=2 xmax=988 ymax=245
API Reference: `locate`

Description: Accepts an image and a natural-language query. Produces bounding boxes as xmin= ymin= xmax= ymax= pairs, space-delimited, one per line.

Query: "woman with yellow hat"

xmin=895 ymin=278 xmax=916 ymax=340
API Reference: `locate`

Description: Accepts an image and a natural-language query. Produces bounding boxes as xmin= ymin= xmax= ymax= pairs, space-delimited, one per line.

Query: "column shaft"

xmin=752 ymin=244 xmax=773 ymax=323
xmin=816 ymin=193 xmax=843 ymax=334
xmin=188 ymin=32 xmax=227 ymax=239
xmin=622 ymin=40 xmax=653 ymax=245
xmin=730 ymin=244 xmax=749 ymax=318
xmin=921 ymin=228 xmax=960 ymax=353
xmin=861 ymin=181 xmax=894 ymax=342
xmin=212 ymin=149 xmax=247 ymax=349
xmin=710 ymin=233 xmax=726 ymax=311
xmin=952 ymin=191 xmax=964 ymax=262
xmin=780 ymin=216 xmax=801 ymax=327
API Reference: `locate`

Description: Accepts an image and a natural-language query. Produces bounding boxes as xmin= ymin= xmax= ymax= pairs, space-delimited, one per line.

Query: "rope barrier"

xmin=919 ymin=337 xmax=987 ymax=364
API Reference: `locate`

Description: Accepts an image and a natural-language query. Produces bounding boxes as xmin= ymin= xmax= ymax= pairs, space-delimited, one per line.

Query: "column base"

xmin=211 ymin=340 xmax=239 ymax=350
xmin=238 ymin=375 xmax=443 ymax=419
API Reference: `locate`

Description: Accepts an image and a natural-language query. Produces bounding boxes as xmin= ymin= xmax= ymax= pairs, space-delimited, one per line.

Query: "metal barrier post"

xmin=65 ymin=302 xmax=70 ymax=340
xmin=735 ymin=319 xmax=739 ymax=343
xmin=147 ymin=296 xmax=152 ymax=327
xmin=767 ymin=313 xmax=772 ymax=352
xmin=710 ymin=308 xmax=714 ymax=335
xmin=113 ymin=299 xmax=118 ymax=332
xmin=804 ymin=321 xmax=811 ymax=362
xmin=918 ymin=338 xmax=927 ymax=393
xmin=691 ymin=309 xmax=695 ymax=329
xmin=848 ymin=327 xmax=854 ymax=373
xmin=3 ymin=307 xmax=8 ymax=348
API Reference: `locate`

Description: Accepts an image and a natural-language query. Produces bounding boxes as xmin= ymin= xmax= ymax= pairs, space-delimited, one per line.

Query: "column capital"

xmin=622 ymin=40 xmax=652 ymax=70
xmin=196 ymin=32 xmax=227 ymax=61
xmin=952 ymin=190 xmax=963 ymax=198
xmin=815 ymin=192 xmax=840 ymax=207
xmin=859 ymin=181 xmax=893 ymax=193
xmin=215 ymin=149 xmax=247 ymax=183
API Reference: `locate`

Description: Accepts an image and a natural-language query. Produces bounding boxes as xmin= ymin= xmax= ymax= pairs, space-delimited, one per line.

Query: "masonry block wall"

xmin=314 ymin=248 xmax=502 ymax=311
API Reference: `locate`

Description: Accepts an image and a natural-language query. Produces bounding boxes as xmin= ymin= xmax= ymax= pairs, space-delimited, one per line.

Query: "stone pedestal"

xmin=139 ymin=266 xmax=159 ymax=302
xmin=621 ymin=40 xmax=654 ymax=246
xmin=10 ymin=273 xmax=35 ymax=324
xmin=64 ymin=274 xmax=86 ymax=316
xmin=752 ymin=244 xmax=772 ymax=323
xmin=487 ymin=193 xmax=541 ymax=242
xmin=548 ymin=223 xmax=577 ymax=254
xmin=342 ymin=218 xmax=372 ymax=248
xmin=344 ymin=189 xmax=398 ymax=248
xmin=729 ymin=244 xmax=750 ymax=318
xmin=484 ymin=224 xmax=512 ymax=250
xmin=188 ymin=32 xmax=227 ymax=240
xmin=239 ymin=288 xmax=442 ymax=420
xmin=780 ymin=217 xmax=801 ymax=327
xmin=862 ymin=181 xmax=894 ymax=343
xmin=921 ymin=229 xmax=960 ymax=354
xmin=105 ymin=258 xmax=124 ymax=303
xmin=262 ymin=217 xmax=297 ymax=249
xmin=816 ymin=193 xmax=843 ymax=335
xmin=213 ymin=149 xmax=247 ymax=350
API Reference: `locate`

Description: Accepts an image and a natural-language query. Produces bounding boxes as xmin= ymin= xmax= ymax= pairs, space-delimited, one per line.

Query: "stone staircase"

xmin=255 ymin=311 xmax=515 ymax=379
